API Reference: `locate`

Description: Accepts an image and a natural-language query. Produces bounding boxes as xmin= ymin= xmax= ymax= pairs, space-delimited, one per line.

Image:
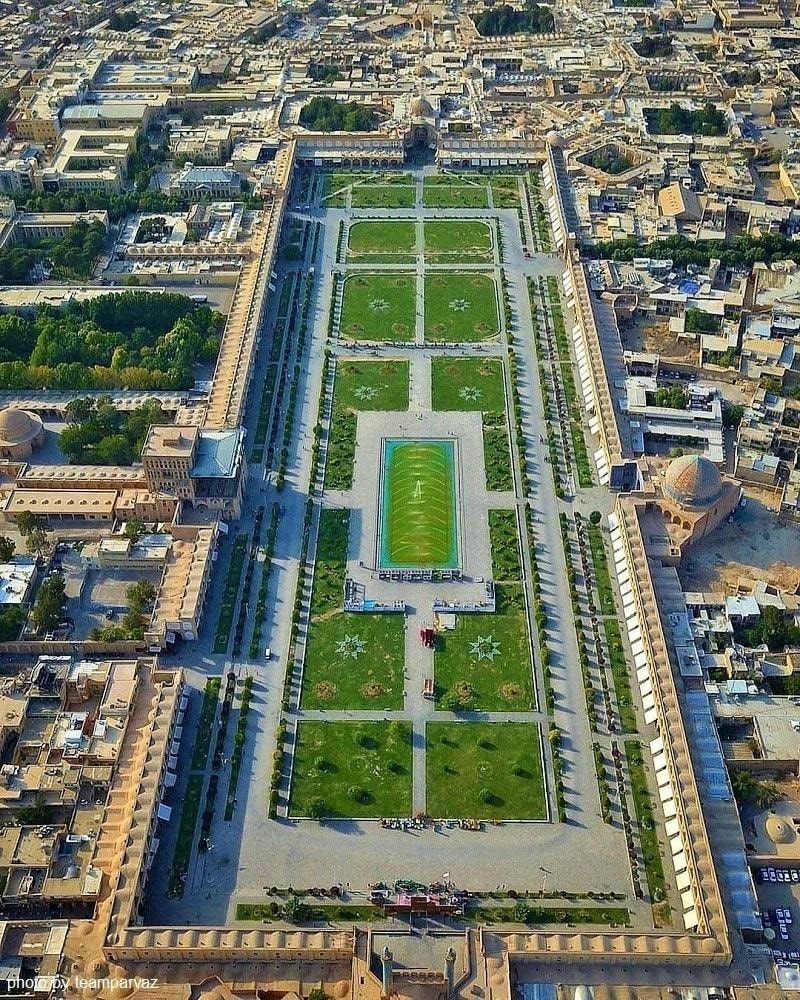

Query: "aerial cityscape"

xmin=0 ymin=0 xmax=798 ymax=999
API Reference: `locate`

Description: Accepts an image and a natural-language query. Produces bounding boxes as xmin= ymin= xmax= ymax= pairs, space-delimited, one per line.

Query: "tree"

xmin=439 ymin=681 xmax=476 ymax=711
xmin=282 ymin=894 xmax=310 ymax=923
xmin=0 ymin=606 xmax=24 ymax=641
xmin=16 ymin=793 xmax=50 ymax=825
xmin=32 ymin=575 xmax=66 ymax=633
xmin=15 ymin=511 xmax=40 ymax=537
xmin=126 ymin=579 xmax=156 ymax=610
xmin=722 ymin=403 xmax=744 ymax=427
xmin=0 ymin=535 xmax=15 ymax=561
xmin=25 ymin=528 xmax=50 ymax=560
xmin=123 ymin=518 xmax=144 ymax=542
xmin=589 ymin=510 xmax=602 ymax=526
xmin=731 ymin=770 xmax=781 ymax=809
xmin=307 ymin=797 xmax=327 ymax=819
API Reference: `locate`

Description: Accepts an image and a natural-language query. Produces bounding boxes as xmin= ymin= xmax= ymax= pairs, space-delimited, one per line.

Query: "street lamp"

xmin=539 ymin=866 xmax=551 ymax=897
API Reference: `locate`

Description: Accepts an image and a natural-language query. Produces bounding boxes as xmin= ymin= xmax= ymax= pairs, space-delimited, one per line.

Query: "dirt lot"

xmin=619 ymin=316 xmax=699 ymax=363
xmin=680 ymin=491 xmax=800 ymax=593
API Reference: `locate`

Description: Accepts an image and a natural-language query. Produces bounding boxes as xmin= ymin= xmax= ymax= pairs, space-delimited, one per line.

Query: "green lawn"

xmin=625 ymin=741 xmax=668 ymax=915
xmin=429 ymin=358 xmax=512 ymax=490
xmin=435 ymin=583 xmax=533 ymax=711
xmin=351 ymin=185 xmax=415 ymax=208
xmin=490 ymin=176 xmax=521 ymax=208
xmin=302 ymin=612 xmax=406 ymax=710
xmin=212 ymin=534 xmax=249 ymax=653
xmin=430 ymin=357 xmax=506 ymax=412
xmin=334 ymin=358 xmax=409 ymax=411
xmin=347 ymin=220 xmax=417 ymax=257
xmin=424 ymin=220 xmax=493 ymax=259
xmin=426 ymin=722 xmax=546 ymax=819
xmin=424 ymin=273 xmax=499 ymax=342
xmin=340 ymin=273 xmax=416 ymax=341
xmin=483 ymin=423 xmax=515 ymax=491
xmin=423 ymin=183 xmax=489 ymax=209
xmin=489 ymin=509 xmax=522 ymax=582
xmin=380 ymin=439 xmax=458 ymax=570
xmin=290 ymin=720 xmax=412 ymax=818
xmin=310 ymin=508 xmax=350 ymax=616
xmin=325 ymin=360 xmax=409 ymax=491
xmin=168 ymin=773 xmax=204 ymax=896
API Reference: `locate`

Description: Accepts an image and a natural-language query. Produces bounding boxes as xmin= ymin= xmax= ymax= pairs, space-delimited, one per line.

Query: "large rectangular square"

xmin=378 ymin=438 xmax=459 ymax=570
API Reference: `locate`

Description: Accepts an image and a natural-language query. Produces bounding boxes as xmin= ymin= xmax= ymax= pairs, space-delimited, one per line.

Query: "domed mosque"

xmin=656 ymin=452 xmax=740 ymax=558
xmin=0 ymin=406 xmax=44 ymax=459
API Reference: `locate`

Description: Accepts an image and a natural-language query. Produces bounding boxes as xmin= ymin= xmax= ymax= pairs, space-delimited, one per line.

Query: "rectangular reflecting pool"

xmin=378 ymin=438 xmax=459 ymax=570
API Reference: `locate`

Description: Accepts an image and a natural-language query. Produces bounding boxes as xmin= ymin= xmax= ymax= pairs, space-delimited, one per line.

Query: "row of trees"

xmin=0 ymin=220 xmax=105 ymax=283
xmin=0 ymin=291 xmax=222 ymax=390
xmin=60 ymin=397 xmax=167 ymax=465
xmin=583 ymin=233 xmax=800 ymax=269
xmin=475 ymin=1 xmax=553 ymax=35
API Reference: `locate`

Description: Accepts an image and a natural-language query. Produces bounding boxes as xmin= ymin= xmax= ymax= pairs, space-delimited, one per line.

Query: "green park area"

xmin=289 ymin=720 xmax=412 ymax=818
xmin=434 ymin=584 xmax=533 ymax=711
xmin=430 ymin=356 xmax=513 ymax=489
xmin=424 ymin=273 xmax=499 ymax=342
xmin=323 ymin=172 xmax=413 ymax=208
xmin=426 ymin=722 xmax=546 ymax=819
xmin=352 ymin=184 xmax=415 ymax=208
xmin=423 ymin=178 xmax=489 ymax=209
xmin=301 ymin=508 xmax=405 ymax=710
xmin=430 ymin=357 xmax=506 ymax=412
xmin=489 ymin=175 xmax=522 ymax=208
xmin=302 ymin=612 xmax=406 ymax=710
xmin=489 ymin=509 xmax=522 ymax=582
xmin=424 ymin=220 xmax=493 ymax=260
xmin=340 ymin=273 xmax=416 ymax=341
xmin=325 ymin=359 xmax=409 ymax=490
xmin=347 ymin=220 xmax=417 ymax=260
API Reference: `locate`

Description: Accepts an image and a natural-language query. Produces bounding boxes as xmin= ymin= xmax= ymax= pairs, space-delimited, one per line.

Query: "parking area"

xmin=756 ymin=868 xmax=800 ymax=961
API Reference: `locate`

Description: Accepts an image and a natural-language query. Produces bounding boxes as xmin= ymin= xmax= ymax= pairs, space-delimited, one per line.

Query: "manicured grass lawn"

xmin=190 ymin=677 xmax=221 ymax=770
xmin=302 ymin=612 xmax=406 ymax=710
xmin=424 ymin=220 xmax=492 ymax=259
xmin=489 ymin=509 xmax=521 ymax=581
xmin=489 ymin=176 xmax=521 ymax=208
xmin=348 ymin=220 xmax=417 ymax=257
xmin=351 ymin=184 xmax=415 ymax=208
xmin=289 ymin=720 xmax=412 ymax=817
xmin=434 ymin=583 xmax=533 ymax=711
xmin=340 ymin=273 xmax=416 ymax=341
xmin=430 ymin=357 xmax=506 ymax=413
xmin=429 ymin=357 xmax=512 ymax=489
xmin=334 ymin=358 xmax=409 ymax=411
xmin=470 ymin=904 xmax=630 ymax=926
xmin=168 ymin=772 xmax=204 ymax=896
xmin=325 ymin=360 xmax=409 ymax=490
xmin=423 ymin=183 xmax=489 ymax=209
xmin=424 ymin=273 xmax=499 ymax=342
xmin=212 ymin=534 xmax=249 ymax=653
xmin=625 ymin=741 xmax=668 ymax=906
xmin=483 ymin=421 xmax=514 ymax=491
xmin=426 ymin=722 xmax=546 ymax=819
xmin=310 ymin=509 xmax=350 ymax=616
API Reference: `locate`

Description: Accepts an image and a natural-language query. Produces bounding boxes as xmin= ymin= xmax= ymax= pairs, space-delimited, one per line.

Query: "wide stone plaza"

xmin=149 ymin=169 xmax=658 ymax=946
